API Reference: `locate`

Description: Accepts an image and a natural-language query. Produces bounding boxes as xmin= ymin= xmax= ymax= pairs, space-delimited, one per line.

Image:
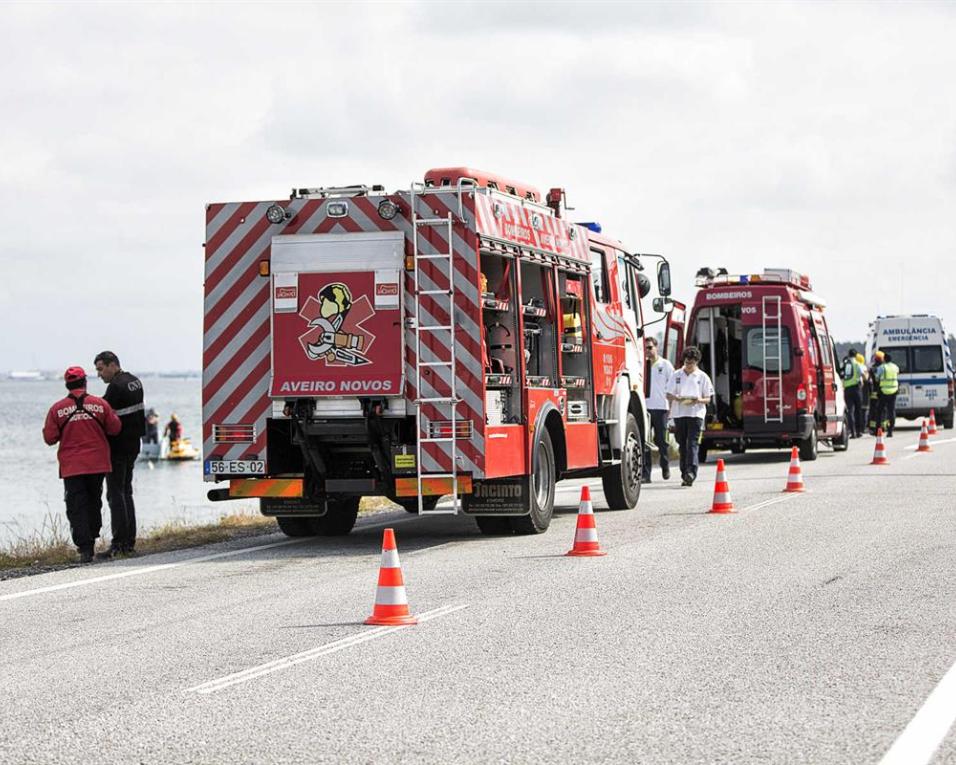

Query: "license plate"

xmin=204 ymin=460 xmax=266 ymax=476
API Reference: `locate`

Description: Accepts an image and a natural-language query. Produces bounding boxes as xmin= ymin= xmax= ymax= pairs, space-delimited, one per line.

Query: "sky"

xmin=2 ymin=1 xmax=954 ymax=373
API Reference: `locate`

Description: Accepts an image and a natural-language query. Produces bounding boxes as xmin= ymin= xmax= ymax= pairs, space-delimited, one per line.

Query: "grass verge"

xmin=0 ymin=496 xmax=401 ymax=575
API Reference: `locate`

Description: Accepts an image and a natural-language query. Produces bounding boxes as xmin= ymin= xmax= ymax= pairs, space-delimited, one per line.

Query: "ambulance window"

xmin=590 ymin=248 xmax=609 ymax=304
xmin=666 ymin=326 xmax=681 ymax=366
xmin=912 ymin=346 xmax=944 ymax=373
xmin=745 ymin=328 xmax=792 ymax=373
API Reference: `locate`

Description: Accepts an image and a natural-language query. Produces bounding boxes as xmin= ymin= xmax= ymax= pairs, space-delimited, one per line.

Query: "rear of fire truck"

xmin=202 ymin=170 xmax=670 ymax=537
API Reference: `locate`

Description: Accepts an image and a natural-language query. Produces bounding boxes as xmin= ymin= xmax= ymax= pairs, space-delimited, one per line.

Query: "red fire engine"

xmin=202 ymin=168 xmax=672 ymax=536
xmin=664 ymin=268 xmax=848 ymax=462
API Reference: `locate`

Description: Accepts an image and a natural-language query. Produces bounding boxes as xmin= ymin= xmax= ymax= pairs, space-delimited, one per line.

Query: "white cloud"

xmin=1 ymin=1 xmax=954 ymax=373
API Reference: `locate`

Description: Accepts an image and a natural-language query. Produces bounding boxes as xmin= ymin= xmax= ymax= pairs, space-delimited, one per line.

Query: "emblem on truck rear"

xmin=298 ymin=282 xmax=376 ymax=366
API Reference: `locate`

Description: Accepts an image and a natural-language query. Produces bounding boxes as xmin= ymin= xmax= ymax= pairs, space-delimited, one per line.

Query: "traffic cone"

xmin=709 ymin=459 xmax=736 ymax=514
xmin=928 ymin=409 xmax=938 ymax=436
xmin=871 ymin=428 xmax=889 ymax=465
xmin=917 ymin=419 xmax=932 ymax=452
xmin=566 ymin=486 xmax=607 ymax=557
xmin=364 ymin=528 xmax=417 ymax=626
xmin=783 ymin=447 xmax=805 ymax=493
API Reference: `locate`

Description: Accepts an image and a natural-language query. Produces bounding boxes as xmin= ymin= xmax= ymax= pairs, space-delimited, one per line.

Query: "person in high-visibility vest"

xmin=875 ymin=351 xmax=900 ymax=437
xmin=867 ymin=350 xmax=885 ymax=435
xmin=841 ymin=348 xmax=867 ymax=438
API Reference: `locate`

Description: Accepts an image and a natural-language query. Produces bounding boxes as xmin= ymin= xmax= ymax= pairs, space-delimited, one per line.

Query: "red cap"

xmin=64 ymin=366 xmax=87 ymax=384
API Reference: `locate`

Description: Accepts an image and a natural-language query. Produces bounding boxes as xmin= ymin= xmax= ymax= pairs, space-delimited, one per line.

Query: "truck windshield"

xmin=746 ymin=328 xmax=792 ymax=373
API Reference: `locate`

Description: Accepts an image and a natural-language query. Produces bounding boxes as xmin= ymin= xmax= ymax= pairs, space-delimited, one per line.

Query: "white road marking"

xmin=186 ymin=603 xmax=469 ymax=694
xmin=879 ymin=655 xmax=956 ymax=765
xmin=0 ymin=514 xmax=417 ymax=604
xmin=904 ymin=437 xmax=956 ymax=450
xmin=739 ymin=494 xmax=800 ymax=512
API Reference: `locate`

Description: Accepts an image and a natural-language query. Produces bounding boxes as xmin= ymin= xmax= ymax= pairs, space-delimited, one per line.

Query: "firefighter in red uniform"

xmin=42 ymin=367 xmax=121 ymax=563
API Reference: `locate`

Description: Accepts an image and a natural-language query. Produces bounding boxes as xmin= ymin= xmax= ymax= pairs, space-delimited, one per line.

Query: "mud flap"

xmin=462 ymin=476 xmax=532 ymax=516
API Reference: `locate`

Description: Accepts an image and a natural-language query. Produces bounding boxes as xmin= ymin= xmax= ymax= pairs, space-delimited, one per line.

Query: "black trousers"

xmin=843 ymin=386 xmax=864 ymax=437
xmin=63 ymin=474 xmax=105 ymax=551
xmin=877 ymin=393 xmax=898 ymax=434
xmin=106 ymin=453 xmax=138 ymax=550
xmin=642 ymin=409 xmax=670 ymax=479
xmin=674 ymin=416 xmax=704 ymax=480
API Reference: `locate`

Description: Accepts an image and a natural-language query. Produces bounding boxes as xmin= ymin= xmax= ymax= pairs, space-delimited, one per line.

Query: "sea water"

xmin=0 ymin=378 xmax=258 ymax=545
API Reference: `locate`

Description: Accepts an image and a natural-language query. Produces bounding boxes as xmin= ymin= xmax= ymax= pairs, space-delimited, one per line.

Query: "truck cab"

xmin=665 ymin=268 xmax=848 ymax=461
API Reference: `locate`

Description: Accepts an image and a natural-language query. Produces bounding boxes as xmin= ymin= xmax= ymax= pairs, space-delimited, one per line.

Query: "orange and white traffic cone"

xmin=917 ymin=419 xmax=932 ymax=452
xmin=871 ymin=428 xmax=889 ymax=465
xmin=928 ymin=409 xmax=938 ymax=436
xmin=365 ymin=528 xmax=417 ymax=626
xmin=783 ymin=447 xmax=805 ymax=493
xmin=566 ymin=485 xmax=607 ymax=557
xmin=709 ymin=459 xmax=736 ymax=514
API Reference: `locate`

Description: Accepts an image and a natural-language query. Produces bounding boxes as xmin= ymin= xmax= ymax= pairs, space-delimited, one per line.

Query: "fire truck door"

xmin=661 ymin=301 xmax=686 ymax=368
xmin=810 ymin=313 xmax=838 ymax=434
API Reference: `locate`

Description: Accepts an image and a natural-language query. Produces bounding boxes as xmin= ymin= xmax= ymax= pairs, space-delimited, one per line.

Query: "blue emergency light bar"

xmin=576 ymin=222 xmax=602 ymax=233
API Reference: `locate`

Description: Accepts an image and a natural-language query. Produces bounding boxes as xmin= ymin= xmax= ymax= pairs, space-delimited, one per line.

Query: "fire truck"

xmin=202 ymin=168 xmax=672 ymax=537
xmin=664 ymin=268 xmax=848 ymax=462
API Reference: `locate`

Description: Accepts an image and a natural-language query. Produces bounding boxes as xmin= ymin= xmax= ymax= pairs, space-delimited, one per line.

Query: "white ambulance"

xmin=865 ymin=315 xmax=955 ymax=429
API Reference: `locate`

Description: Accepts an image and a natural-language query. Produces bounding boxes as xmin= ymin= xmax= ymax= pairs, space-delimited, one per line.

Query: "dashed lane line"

xmin=738 ymin=493 xmax=801 ymax=512
xmin=0 ymin=514 xmax=418 ymax=604
xmin=185 ymin=603 xmax=469 ymax=695
xmin=880 ymin=655 xmax=956 ymax=765
xmin=904 ymin=437 xmax=956 ymax=450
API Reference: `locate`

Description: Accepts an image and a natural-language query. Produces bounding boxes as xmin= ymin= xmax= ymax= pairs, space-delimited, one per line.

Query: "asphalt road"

xmin=2 ymin=423 xmax=955 ymax=764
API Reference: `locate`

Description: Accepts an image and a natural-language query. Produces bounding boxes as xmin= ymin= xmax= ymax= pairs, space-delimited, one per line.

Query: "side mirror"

xmin=652 ymin=297 xmax=674 ymax=314
xmin=657 ymin=261 xmax=672 ymax=297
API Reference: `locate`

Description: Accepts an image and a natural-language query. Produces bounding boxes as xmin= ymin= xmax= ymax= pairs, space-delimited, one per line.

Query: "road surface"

xmin=2 ymin=424 xmax=955 ymax=764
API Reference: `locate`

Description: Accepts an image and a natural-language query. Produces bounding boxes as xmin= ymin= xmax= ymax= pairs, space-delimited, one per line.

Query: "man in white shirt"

xmin=642 ymin=337 xmax=674 ymax=482
xmin=665 ymin=346 xmax=715 ymax=487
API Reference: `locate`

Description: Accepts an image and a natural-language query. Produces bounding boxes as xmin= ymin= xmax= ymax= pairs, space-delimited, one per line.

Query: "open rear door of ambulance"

xmin=661 ymin=300 xmax=686 ymax=369
xmin=269 ymin=232 xmax=405 ymax=399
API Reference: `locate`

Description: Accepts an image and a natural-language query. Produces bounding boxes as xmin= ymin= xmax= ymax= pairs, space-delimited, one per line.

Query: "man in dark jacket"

xmin=94 ymin=351 xmax=145 ymax=556
xmin=43 ymin=367 xmax=122 ymax=563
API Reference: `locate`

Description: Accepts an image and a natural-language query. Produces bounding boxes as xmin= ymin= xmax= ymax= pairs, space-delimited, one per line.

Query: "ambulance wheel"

xmin=833 ymin=416 xmax=850 ymax=452
xmin=475 ymin=516 xmax=513 ymax=536
xmin=799 ymin=429 xmax=819 ymax=462
xmin=942 ymin=406 xmax=954 ymax=429
xmin=399 ymin=496 xmax=440 ymax=514
xmin=510 ymin=428 xmax=555 ymax=535
xmin=601 ymin=413 xmax=642 ymax=510
xmin=276 ymin=516 xmax=319 ymax=537
xmin=314 ymin=497 xmax=360 ymax=536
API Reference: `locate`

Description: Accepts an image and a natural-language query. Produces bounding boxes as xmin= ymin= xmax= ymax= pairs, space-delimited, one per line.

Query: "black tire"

xmin=942 ymin=405 xmax=954 ymax=430
xmin=698 ymin=443 xmax=709 ymax=465
xmin=730 ymin=444 xmax=746 ymax=455
xmin=833 ymin=415 xmax=850 ymax=452
xmin=799 ymin=427 xmax=819 ymax=461
xmin=510 ymin=428 xmax=556 ymax=535
xmin=475 ymin=516 xmax=513 ymax=535
xmin=601 ymin=413 xmax=642 ymax=510
xmin=399 ymin=496 xmax=440 ymax=514
xmin=314 ymin=497 xmax=360 ymax=536
xmin=276 ymin=516 xmax=319 ymax=537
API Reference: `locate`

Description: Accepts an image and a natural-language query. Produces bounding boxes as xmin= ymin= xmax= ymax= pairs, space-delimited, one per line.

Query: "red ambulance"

xmin=664 ymin=268 xmax=848 ymax=461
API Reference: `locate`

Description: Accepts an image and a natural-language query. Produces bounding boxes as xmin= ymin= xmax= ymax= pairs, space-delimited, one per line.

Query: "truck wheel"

xmin=276 ymin=516 xmax=319 ymax=537
xmin=399 ymin=496 xmax=440 ymax=514
xmin=698 ymin=444 xmax=709 ymax=465
xmin=833 ymin=416 xmax=850 ymax=452
xmin=730 ymin=444 xmax=746 ymax=455
xmin=510 ymin=428 xmax=556 ymax=535
xmin=314 ymin=497 xmax=360 ymax=536
xmin=601 ymin=413 xmax=642 ymax=510
xmin=799 ymin=428 xmax=819 ymax=462
xmin=475 ymin=516 xmax=513 ymax=535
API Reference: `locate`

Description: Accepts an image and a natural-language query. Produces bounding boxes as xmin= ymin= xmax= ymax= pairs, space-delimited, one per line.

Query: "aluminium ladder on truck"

xmin=409 ymin=182 xmax=462 ymax=514
xmin=761 ymin=295 xmax=784 ymax=423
